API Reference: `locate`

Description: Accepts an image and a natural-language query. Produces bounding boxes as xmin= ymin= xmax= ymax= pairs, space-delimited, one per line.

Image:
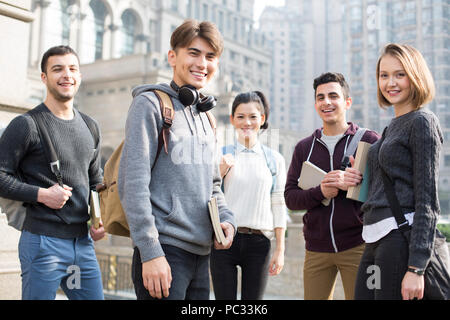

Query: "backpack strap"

xmin=220 ymin=145 xmax=236 ymax=192
xmin=205 ymin=111 xmax=217 ymax=136
xmin=221 ymin=143 xmax=278 ymax=193
xmin=79 ymin=111 xmax=100 ymax=149
xmin=27 ymin=108 xmax=69 ymax=224
xmin=150 ymin=90 xmax=215 ymax=171
xmin=261 ymin=144 xmax=277 ymax=193
xmin=152 ymin=90 xmax=175 ymax=170
xmin=222 ymin=145 xmax=236 ymax=157
xmin=28 ymin=109 xmax=63 ymax=188
xmin=343 ymin=127 xmax=367 ymax=160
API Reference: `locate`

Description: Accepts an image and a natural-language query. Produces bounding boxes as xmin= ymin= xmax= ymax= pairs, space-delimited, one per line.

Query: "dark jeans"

xmin=354 ymin=229 xmax=409 ymax=300
xmin=210 ymin=232 xmax=271 ymax=300
xmin=132 ymin=244 xmax=210 ymax=300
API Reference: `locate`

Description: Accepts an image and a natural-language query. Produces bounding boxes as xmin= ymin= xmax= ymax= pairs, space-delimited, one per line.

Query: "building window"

xmin=121 ymin=10 xmax=137 ymax=56
xmin=89 ymin=0 xmax=107 ymax=60
xmin=186 ymin=0 xmax=191 ymax=16
xmin=60 ymin=0 xmax=75 ymax=44
xmin=171 ymin=0 xmax=178 ymax=12
xmin=202 ymin=3 xmax=208 ymax=20
xmin=445 ymin=155 xmax=450 ymax=167
xmin=218 ymin=11 xmax=224 ymax=31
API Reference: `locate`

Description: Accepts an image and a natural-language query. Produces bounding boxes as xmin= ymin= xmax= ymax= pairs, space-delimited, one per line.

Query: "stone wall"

xmin=0 ymin=214 xmax=22 ymax=300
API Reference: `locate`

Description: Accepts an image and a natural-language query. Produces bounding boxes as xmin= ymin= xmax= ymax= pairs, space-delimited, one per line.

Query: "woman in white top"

xmin=210 ymin=91 xmax=287 ymax=300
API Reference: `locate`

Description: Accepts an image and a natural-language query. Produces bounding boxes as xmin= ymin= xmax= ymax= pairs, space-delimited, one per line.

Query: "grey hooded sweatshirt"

xmin=118 ymin=83 xmax=235 ymax=263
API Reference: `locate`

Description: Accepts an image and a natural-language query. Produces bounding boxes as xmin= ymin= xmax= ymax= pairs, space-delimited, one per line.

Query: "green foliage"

xmin=437 ymin=224 xmax=450 ymax=242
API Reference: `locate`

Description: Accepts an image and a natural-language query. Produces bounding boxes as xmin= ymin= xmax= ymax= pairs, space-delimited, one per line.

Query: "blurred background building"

xmin=0 ymin=0 xmax=34 ymax=300
xmin=261 ymin=0 xmax=450 ymax=211
xmin=0 ymin=0 xmax=449 ymax=299
xmin=24 ymin=0 xmax=287 ymax=163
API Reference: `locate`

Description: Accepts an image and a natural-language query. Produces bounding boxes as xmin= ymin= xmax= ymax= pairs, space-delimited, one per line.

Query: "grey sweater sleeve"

xmin=0 ymin=115 xmax=40 ymax=202
xmin=408 ymin=113 xmax=443 ymax=269
xmin=118 ymin=95 xmax=165 ymax=262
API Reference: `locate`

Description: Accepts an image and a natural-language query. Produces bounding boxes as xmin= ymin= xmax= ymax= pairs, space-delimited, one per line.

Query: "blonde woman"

xmin=345 ymin=43 xmax=444 ymax=300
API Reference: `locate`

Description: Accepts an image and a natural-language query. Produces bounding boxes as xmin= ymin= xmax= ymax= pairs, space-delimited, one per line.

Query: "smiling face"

xmin=41 ymin=54 xmax=81 ymax=102
xmin=168 ymin=37 xmax=219 ymax=90
xmin=230 ymin=102 xmax=265 ymax=147
xmin=378 ymin=54 xmax=412 ymax=115
xmin=314 ymin=82 xmax=351 ymax=126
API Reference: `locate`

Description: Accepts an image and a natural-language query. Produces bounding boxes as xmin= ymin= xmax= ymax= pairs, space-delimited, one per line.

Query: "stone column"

xmin=108 ymin=23 xmax=120 ymax=59
xmin=136 ymin=33 xmax=150 ymax=55
xmin=36 ymin=0 xmax=51 ymax=64
xmin=0 ymin=214 xmax=22 ymax=299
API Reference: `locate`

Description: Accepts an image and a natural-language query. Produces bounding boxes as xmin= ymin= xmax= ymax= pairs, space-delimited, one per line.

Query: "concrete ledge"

xmin=0 ymin=272 xmax=21 ymax=300
xmin=0 ymin=2 xmax=34 ymax=22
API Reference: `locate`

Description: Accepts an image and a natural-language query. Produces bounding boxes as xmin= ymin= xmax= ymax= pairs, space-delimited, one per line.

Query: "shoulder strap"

xmin=205 ymin=111 xmax=217 ymax=136
xmin=27 ymin=108 xmax=69 ymax=224
xmin=261 ymin=144 xmax=277 ymax=193
xmin=344 ymin=127 xmax=367 ymax=159
xmin=149 ymin=90 xmax=216 ymax=171
xmin=261 ymin=144 xmax=277 ymax=176
xmin=220 ymin=144 xmax=235 ymax=193
xmin=222 ymin=145 xmax=236 ymax=156
xmin=79 ymin=111 xmax=100 ymax=149
xmin=28 ymin=109 xmax=63 ymax=187
xmin=378 ymin=127 xmax=410 ymax=233
xmin=152 ymin=90 xmax=175 ymax=170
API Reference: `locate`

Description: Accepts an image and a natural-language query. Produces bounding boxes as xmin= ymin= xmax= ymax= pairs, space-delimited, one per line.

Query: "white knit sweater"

xmin=222 ymin=142 xmax=287 ymax=239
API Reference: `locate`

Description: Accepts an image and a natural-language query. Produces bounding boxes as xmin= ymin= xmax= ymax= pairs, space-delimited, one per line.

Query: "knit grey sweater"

xmin=118 ymin=83 xmax=235 ymax=263
xmin=0 ymin=103 xmax=102 ymax=238
xmin=361 ymin=108 xmax=443 ymax=269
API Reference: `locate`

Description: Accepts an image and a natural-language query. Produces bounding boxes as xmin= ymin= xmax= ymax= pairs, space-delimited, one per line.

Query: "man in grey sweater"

xmin=0 ymin=46 xmax=105 ymax=299
xmin=118 ymin=20 xmax=235 ymax=300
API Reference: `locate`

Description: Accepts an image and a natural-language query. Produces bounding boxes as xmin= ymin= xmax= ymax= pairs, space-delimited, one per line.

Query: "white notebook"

xmin=298 ymin=161 xmax=330 ymax=206
xmin=90 ymin=190 xmax=101 ymax=229
xmin=208 ymin=197 xmax=226 ymax=244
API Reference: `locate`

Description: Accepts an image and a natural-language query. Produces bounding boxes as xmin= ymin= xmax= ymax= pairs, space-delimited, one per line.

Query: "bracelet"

xmin=407 ymin=267 xmax=425 ymax=276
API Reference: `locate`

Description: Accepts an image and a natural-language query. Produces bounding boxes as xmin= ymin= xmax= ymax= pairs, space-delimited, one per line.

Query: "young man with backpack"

xmin=284 ymin=72 xmax=380 ymax=300
xmin=117 ymin=19 xmax=236 ymax=300
xmin=0 ymin=45 xmax=105 ymax=299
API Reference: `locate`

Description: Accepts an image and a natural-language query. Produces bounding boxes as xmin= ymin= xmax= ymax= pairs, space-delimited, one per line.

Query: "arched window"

xmin=121 ymin=10 xmax=137 ymax=56
xmin=60 ymin=0 xmax=76 ymax=44
xmin=89 ymin=0 xmax=107 ymax=60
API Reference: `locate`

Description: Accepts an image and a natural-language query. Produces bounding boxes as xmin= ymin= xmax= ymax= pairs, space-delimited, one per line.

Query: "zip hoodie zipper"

xmin=312 ymin=134 xmax=350 ymax=253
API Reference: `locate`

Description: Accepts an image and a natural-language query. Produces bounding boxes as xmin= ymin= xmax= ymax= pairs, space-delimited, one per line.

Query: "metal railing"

xmin=96 ymin=253 xmax=136 ymax=299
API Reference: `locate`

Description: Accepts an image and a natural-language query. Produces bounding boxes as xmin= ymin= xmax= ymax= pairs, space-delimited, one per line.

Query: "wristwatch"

xmin=407 ymin=267 xmax=425 ymax=276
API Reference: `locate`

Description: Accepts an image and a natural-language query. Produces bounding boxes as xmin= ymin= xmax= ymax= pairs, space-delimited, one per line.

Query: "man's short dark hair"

xmin=313 ymin=72 xmax=350 ymax=99
xmin=41 ymin=45 xmax=80 ymax=74
xmin=170 ymin=19 xmax=224 ymax=57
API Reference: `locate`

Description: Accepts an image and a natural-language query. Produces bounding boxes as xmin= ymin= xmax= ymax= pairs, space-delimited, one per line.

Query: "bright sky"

xmin=253 ymin=0 xmax=285 ymax=22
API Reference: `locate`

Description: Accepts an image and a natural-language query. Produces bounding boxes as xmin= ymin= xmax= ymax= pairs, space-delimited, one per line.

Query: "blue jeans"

xmin=132 ymin=244 xmax=210 ymax=300
xmin=18 ymin=230 xmax=104 ymax=300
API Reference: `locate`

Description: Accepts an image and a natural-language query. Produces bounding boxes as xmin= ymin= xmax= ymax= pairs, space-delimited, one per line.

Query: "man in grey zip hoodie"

xmin=118 ymin=20 xmax=235 ymax=300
